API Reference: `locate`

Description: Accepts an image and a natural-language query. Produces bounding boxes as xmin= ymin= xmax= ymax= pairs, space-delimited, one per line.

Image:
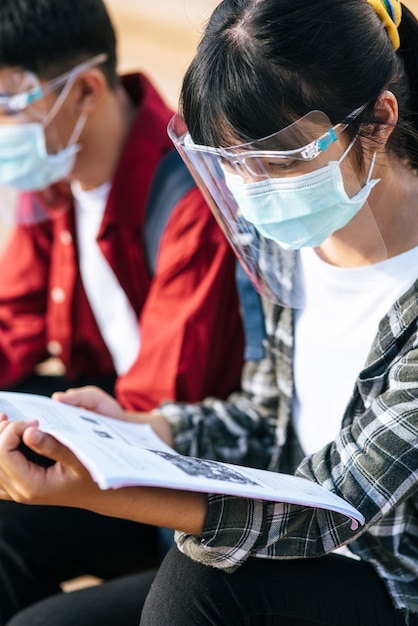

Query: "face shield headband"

xmin=168 ymin=109 xmax=386 ymax=308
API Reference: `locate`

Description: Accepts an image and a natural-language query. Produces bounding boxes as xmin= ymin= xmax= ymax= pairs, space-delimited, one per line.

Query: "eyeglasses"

xmin=182 ymin=105 xmax=366 ymax=178
xmin=0 ymin=53 xmax=108 ymax=116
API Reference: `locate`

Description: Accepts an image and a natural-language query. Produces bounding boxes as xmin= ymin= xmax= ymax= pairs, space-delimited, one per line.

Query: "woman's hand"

xmin=53 ymin=385 xmax=174 ymax=446
xmin=0 ymin=417 xmax=102 ymax=509
xmin=0 ymin=415 xmax=207 ymax=534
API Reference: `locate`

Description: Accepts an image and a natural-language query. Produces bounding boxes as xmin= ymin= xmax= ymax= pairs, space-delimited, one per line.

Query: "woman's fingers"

xmin=0 ymin=420 xmax=95 ymax=507
xmin=52 ymin=386 xmax=124 ymax=420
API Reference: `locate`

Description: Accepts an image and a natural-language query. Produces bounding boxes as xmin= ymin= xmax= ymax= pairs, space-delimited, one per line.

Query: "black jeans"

xmin=0 ymin=502 xmax=160 ymax=626
xmin=7 ymin=547 xmax=416 ymax=626
xmin=5 ymin=372 xmax=117 ymax=397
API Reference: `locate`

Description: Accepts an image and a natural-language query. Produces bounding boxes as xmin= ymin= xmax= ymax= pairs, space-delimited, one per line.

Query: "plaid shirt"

xmin=159 ymin=276 xmax=418 ymax=616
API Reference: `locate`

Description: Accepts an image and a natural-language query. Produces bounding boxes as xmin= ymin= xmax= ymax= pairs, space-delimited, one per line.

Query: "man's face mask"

xmin=168 ymin=108 xmax=386 ymax=307
xmin=0 ymin=53 xmax=107 ymax=192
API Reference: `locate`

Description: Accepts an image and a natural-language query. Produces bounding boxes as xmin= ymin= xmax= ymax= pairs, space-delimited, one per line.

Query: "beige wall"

xmin=104 ymin=0 xmax=220 ymax=109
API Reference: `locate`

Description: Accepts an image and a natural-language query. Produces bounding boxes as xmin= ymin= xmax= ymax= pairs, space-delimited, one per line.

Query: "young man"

xmin=0 ymin=2 xmax=244 ymax=411
xmin=0 ymin=0 xmax=245 ymax=622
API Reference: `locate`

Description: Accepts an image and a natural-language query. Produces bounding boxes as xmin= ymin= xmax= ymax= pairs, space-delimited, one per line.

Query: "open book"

xmin=0 ymin=391 xmax=364 ymax=530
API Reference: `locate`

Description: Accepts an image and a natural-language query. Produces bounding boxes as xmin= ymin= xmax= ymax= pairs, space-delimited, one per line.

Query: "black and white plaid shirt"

xmin=158 ymin=282 xmax=418 ymax=616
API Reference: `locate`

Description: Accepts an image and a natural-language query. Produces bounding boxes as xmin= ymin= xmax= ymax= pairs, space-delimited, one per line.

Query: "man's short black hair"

xmin=0 ymin=0 xmax=118 ymax=88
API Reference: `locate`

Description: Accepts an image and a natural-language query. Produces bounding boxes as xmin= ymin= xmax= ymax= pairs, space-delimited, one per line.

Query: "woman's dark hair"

xmin=0 ymin=0 xmax=118 ymax=88
xmin=181 ymin=0 xmax=418 ymax=170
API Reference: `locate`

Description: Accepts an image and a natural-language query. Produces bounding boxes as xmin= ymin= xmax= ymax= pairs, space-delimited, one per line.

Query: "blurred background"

xmin=105 ymin=0 xmax=220 ymax=109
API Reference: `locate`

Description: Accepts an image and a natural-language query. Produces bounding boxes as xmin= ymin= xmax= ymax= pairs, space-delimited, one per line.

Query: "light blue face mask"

xmin=0 ymin=116 xmax=85 ymax=192
xmin=0 ymin=55 xmax=105 ymax=192
xmin=224 ymin=144 xmax=380 ymax=250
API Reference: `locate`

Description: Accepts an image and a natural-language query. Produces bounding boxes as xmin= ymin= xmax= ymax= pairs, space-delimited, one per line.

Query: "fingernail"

xmin=27 ymin=430 xmax=43 ymax=445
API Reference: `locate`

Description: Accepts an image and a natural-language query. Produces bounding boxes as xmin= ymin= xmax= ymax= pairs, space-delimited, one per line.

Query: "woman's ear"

xmin=72 ymin=68 xmax=107 ymax=115
xmin=370 ymin=90 xmax=398 ymax=148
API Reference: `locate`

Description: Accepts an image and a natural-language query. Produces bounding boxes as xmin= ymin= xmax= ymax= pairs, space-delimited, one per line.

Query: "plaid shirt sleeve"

xmin=156 ymin=356 xmax=281 ymax=469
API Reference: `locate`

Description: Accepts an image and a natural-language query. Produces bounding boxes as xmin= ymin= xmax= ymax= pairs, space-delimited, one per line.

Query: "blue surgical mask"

xmin=225 ymin=146 xmax=380 ymax=250
xmin=0 ymin=115 xmax=85 ymax=191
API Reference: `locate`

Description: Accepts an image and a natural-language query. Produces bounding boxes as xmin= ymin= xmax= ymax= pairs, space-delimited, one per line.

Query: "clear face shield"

xmin=168 ymin=109 xmax=387 ymax=307
xmin=0 ymin=53 xmax=107 ymax=228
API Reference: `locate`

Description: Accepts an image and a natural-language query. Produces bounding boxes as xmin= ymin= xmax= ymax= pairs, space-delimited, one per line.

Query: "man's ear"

xmin=72 ymin=68 xmax=108 ymax=115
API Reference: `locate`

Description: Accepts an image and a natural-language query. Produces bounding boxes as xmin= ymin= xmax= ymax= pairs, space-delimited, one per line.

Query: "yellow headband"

xmin=366 ymin=0 xmax=402 ymax=50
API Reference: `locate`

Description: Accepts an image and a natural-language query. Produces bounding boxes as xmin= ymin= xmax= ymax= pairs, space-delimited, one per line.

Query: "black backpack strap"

xmin=144 ymin=149 xmax=195 ymax=275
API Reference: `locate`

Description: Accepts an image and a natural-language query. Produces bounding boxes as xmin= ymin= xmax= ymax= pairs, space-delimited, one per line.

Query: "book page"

xmin=0 ymin=391 xmax=364 ymax=529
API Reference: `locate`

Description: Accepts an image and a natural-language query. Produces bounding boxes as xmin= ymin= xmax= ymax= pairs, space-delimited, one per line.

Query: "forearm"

xmin=0 ymin=418 xmax=207 ymax=536
xmin=86 ymin=484 xmax=208 ymax=535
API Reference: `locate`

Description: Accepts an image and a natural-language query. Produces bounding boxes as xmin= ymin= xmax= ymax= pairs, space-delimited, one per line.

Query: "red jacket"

xmin=0 ymin=74 xmax=244 ymax=411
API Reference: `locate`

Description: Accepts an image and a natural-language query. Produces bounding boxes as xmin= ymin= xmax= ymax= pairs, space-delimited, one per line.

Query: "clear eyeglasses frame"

xmin=183 ymin=105 xmax=366 ymax=178
xmin=0 ymin=53 xmax=108 ymax=116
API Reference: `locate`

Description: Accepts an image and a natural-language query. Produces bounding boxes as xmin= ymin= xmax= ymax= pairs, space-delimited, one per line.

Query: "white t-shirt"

xmin=72 ymin=180 xmax=140 ymax=375
xmin=293 ymin=245 xmax=418 ymax=456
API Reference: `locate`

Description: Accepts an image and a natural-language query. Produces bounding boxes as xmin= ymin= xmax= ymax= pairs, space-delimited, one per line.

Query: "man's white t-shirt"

xmin=72 ymin=180 xmax=140 ymax=375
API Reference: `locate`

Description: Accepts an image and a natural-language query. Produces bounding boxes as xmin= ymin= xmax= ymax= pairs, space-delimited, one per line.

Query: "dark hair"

xmin=181 ymin=0 xmax=418 ymax=170
xmin=0 ymin=0 xmax=118 ymax=88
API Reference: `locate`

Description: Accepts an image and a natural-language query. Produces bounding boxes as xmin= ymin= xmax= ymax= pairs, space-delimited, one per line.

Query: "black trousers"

xmin=0 ymin=501 xmax=161 ymax=625
xmin=5 ymin=372 xmax=117 ymax=397
xmin=6 ymin=546 xmax=416 ymax=626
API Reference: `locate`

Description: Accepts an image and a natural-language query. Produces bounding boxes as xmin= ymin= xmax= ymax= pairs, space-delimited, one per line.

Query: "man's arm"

xmin=0 ymin=221 xmax=51 ymax=386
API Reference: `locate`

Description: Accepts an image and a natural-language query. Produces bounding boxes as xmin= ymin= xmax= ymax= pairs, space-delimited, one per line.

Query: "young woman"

xmin=0 ymin=0 xmax=418 ymax=624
